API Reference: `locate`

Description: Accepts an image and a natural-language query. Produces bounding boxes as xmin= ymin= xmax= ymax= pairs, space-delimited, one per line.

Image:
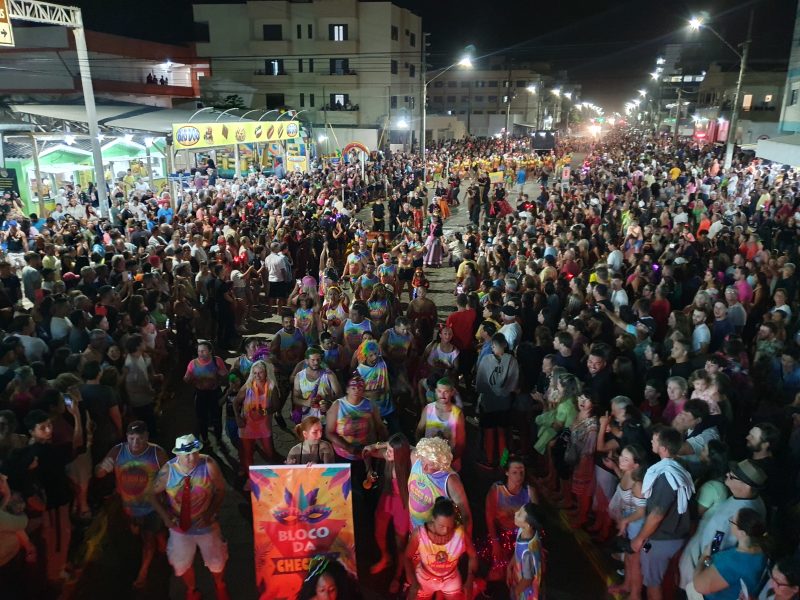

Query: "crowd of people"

xmin=0 ymin=128 xmax=799 ymax=600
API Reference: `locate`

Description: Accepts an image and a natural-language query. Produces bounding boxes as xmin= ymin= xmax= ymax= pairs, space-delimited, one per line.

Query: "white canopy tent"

xmin=755 ymin=134 xmax=800 ymax=167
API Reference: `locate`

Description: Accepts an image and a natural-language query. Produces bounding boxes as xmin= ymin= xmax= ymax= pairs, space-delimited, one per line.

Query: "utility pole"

xmin=504 ymin=57 xmax=513 ymax=152
xmin=673 ymin=88 xmax=682 ymax=140
xmin=420 ymin=32 xmax=428 ymax=168
xmin=724 ymin=9 xmax=753 ymax=169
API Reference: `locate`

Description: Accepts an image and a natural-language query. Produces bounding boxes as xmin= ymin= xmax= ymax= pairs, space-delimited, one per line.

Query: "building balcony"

xmin=91 ymin=78 xmax=198 ymax=98
xmin=316 ymin=72 xmax=359 ymax=85
xmin=251 ymin=71 xmax=290 ymax=84
xmin=312 ymin=40 xmax=357 ymax=55
xmin=248 ymin=40 xmax=291 ymax=55
xmin=323 ymin=110 xmax=360 ymax=126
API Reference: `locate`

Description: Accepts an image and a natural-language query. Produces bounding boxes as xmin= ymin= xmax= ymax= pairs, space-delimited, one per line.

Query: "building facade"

xmin=0 ymin=25 xmax=206 ymax=108
xmin=695 ymin=62 xmax=786 ymax=144
xmin=193 ymin=0 xmax=422 ymax=142
xmin=780 ymin=0 xmax=800 ymax=133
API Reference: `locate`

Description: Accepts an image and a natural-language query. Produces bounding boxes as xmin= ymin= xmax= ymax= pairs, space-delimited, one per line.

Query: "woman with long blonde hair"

xmin=233 ymin=359 xmax=280 ymax=488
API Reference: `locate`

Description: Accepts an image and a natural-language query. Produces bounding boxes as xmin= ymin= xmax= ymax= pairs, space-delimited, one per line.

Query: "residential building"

xmin=193 ymin=0 xmax=422 ymax=147
xmin=0 ymin=25 xmax=206 ymax=108
xmin=424 ymin=58 xmax=573 ymax=137
xmin=695 ymin=61 xmax=786 ymax=144
xmin=780 ymin=0 xmax=800 ymax=133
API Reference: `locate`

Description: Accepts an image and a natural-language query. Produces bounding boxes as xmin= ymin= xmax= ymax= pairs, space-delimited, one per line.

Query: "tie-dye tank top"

xmin=165 ymin=457 xmax=214 ymax=535
xmin=423 ymin=403 xmax=462 ymax=445
xmin=294 ymin=307 xmax=317 ymax=346
xmin=408 ymin=460 xmax=451 ymax=528
xmin=333 ymin=397 xmax=374 ymax=460
xmin=115 ymin=442 xmax=163 ymax=517
xmin=356 ymin=360 xmax=393 ymax=417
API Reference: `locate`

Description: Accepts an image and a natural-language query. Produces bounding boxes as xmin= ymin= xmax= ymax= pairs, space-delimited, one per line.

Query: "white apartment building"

xmin=193 ymin=0 xmax=422 ymax=145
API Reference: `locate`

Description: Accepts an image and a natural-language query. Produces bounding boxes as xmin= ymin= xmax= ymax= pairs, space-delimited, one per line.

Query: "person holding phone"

xmin=691 ymin=508 xmax=768 ymax=600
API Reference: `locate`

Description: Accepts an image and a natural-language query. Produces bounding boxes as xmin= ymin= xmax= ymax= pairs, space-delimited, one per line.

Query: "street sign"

xmin=0 ymin=0 xmax=15 ymax=47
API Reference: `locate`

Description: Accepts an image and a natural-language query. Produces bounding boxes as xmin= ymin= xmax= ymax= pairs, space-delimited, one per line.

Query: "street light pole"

xmin=724 ymin=11 xmax=753 ymax=169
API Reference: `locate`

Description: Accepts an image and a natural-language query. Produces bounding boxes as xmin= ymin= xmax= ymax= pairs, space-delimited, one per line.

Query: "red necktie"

xmin=179 ymin=476 xmax=192 ymax=532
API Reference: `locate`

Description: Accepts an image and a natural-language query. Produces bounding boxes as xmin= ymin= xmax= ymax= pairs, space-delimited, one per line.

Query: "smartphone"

xmin=710 ymin=531 xmax=725 ymax=555
xmin=64 ymin=394 xmax=73 ymax=408
xmin=127 ymin=272 xmax=133 ymax=281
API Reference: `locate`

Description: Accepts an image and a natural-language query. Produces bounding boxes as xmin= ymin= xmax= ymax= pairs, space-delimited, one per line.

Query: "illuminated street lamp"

xmin=638 ymin=89 xmax=647 ymax=97
xmin=527 ymin=85 xmax=537 ymax=94
xmin=650 ymin=71 xmax=660 ymax=80
xmin=423 ymin=53 xmax=472 ymax=180
xmin=689 ymin=12 xmax=752 ymax=168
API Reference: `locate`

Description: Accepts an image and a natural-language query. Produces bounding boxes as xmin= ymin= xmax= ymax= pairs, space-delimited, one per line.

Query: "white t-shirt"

xmin=49 ymin=316 xmax=73 ymax=341
xmin=265 ymin=253 xmax=286 ymax=282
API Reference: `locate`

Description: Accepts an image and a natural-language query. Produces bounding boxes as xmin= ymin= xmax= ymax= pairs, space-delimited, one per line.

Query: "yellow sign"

xmin=489 ymin=171 xmax=503 ymax=184
xmin=171 ymin=120 xmax=300 ymax=151
xmin=0 ymin=0 xmax=15 ymax=47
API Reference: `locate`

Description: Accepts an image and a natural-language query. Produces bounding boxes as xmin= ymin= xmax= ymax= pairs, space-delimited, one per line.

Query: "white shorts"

xmin=413 ymin=567 xmax=463 ymax=599
xmin=167 ymin=524 xmax=228 ymax=576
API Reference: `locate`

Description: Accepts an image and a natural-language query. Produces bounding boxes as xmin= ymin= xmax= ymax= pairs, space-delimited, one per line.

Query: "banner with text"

xmin=172 ymin=121 xmax=300 ymax=151
xmin=249 ymin=464 xmax=355 ymax=600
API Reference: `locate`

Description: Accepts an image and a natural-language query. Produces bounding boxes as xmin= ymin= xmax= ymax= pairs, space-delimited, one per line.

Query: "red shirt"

xmin=446 ymin=309 xmax=477 ymax=351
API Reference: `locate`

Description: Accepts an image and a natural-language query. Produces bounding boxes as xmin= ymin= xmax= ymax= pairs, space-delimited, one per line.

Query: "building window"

xmin=298 ymin=59 xmax=303 ymax=73
xmin=488 ymin=95 xmax=497 ymax=102
xmin=265 ymin=59 xmax=284 ymax=75
xmin=330 ymin=58 xmax=349 ymax=75
xmin=409 ymin=65 xmax=415 ymax=77
xmin=433 ymin=81 xmax=444 ymax=88
xmin=391 ymin=25 xmax=398 ymax=40
xmin=299 ymin=93 xmax=305 ymax=107
xmin=390 ymin=96 xmax=397 ymax=109
xmin=297 ymin=24 xmax=302 ymax=39
xmin=474 ymin=95 xmax=484 ymax=102
xmin=516 ymin=80 xmax=526 ymax=87
xmin=447 ymin=96 xmax=456 ymax=103
xmin=308 ymin=24 xmax=313 ymax=38
xmin=329 ymin=24 xmax=347 ymax=41
xmin=460 ymin=96 xmax=468 ymax=103
xmin=410 ymin=33 xmax=416 ymax=46
xmin=262 ymin=24 xmax=282 ymax=41
xmin=458 ymin=110 xmax=466 ymax=115
xmin=791 ymin=89 xmax=798 ymax=106
xmin=432 ymin=96 xmax=443 ymax=103
xmin=461 ymin=81 xmax=469 ymax=88
xmin=488 ymin=81 xmax=498 ymax=87
xmin=309 ymin=58 xmax=314 ymax=72
xmin=447 ymin=81 xmax=456 ymax=88
xmin=474 ymin=110 xmax=484 ymax=114
xmin=330 ymin=93 xmax=349 ymax=108
xmin=310 ymin=93 xmax=315 ymax=107
xmin=391 ymin=60 xmax=398 ymax=74
xmin=265 ymin=93 xmax=285 ymax=109
xmin=742 ymin=94 xmax=752 ymax=111
xmin=476 ymin=81 xmax=486 ymax=88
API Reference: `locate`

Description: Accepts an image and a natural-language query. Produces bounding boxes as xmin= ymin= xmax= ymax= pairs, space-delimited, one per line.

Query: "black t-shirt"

xmin=0 ymin=274 xmax=22 ymax=302
xmin=372 ymin=203 xmax=385 ymax=219
xmin=646 ymin=471 xmax=691 ymax=541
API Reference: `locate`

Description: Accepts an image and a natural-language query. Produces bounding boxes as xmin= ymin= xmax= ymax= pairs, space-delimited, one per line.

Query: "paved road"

xmin=72 ymin=178 xmax=609 ymax=599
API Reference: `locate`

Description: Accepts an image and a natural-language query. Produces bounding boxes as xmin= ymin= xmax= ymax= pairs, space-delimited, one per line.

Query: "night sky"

xmin=60 ymin=0 xmax=796 ymax=112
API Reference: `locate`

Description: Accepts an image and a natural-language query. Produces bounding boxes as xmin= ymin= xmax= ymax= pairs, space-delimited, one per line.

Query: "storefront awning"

xmin=756 ymin=134 xmax=800 ymax=167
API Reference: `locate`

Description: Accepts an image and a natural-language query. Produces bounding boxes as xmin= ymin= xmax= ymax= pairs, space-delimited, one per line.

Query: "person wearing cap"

xmin=95 ymin=421 xmax=169 ymax=589
xmin=149 ymin=434 xmax=229 ymax=600
xmin=678 ymin=458 xmax=767 ymax=594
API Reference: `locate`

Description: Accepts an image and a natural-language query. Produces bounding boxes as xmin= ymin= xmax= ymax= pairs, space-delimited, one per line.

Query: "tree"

xmin=213 ymin=95 xmax=246 ymax=110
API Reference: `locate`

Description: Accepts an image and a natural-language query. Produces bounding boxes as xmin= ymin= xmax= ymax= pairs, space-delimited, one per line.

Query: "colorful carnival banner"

xmin=249 ymin=464 xmax=355 ymax=600
xmin=489 ymin=171 xmax=503 ymax=184
xmin=171 ymin=120 xmax=301 ymax=151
